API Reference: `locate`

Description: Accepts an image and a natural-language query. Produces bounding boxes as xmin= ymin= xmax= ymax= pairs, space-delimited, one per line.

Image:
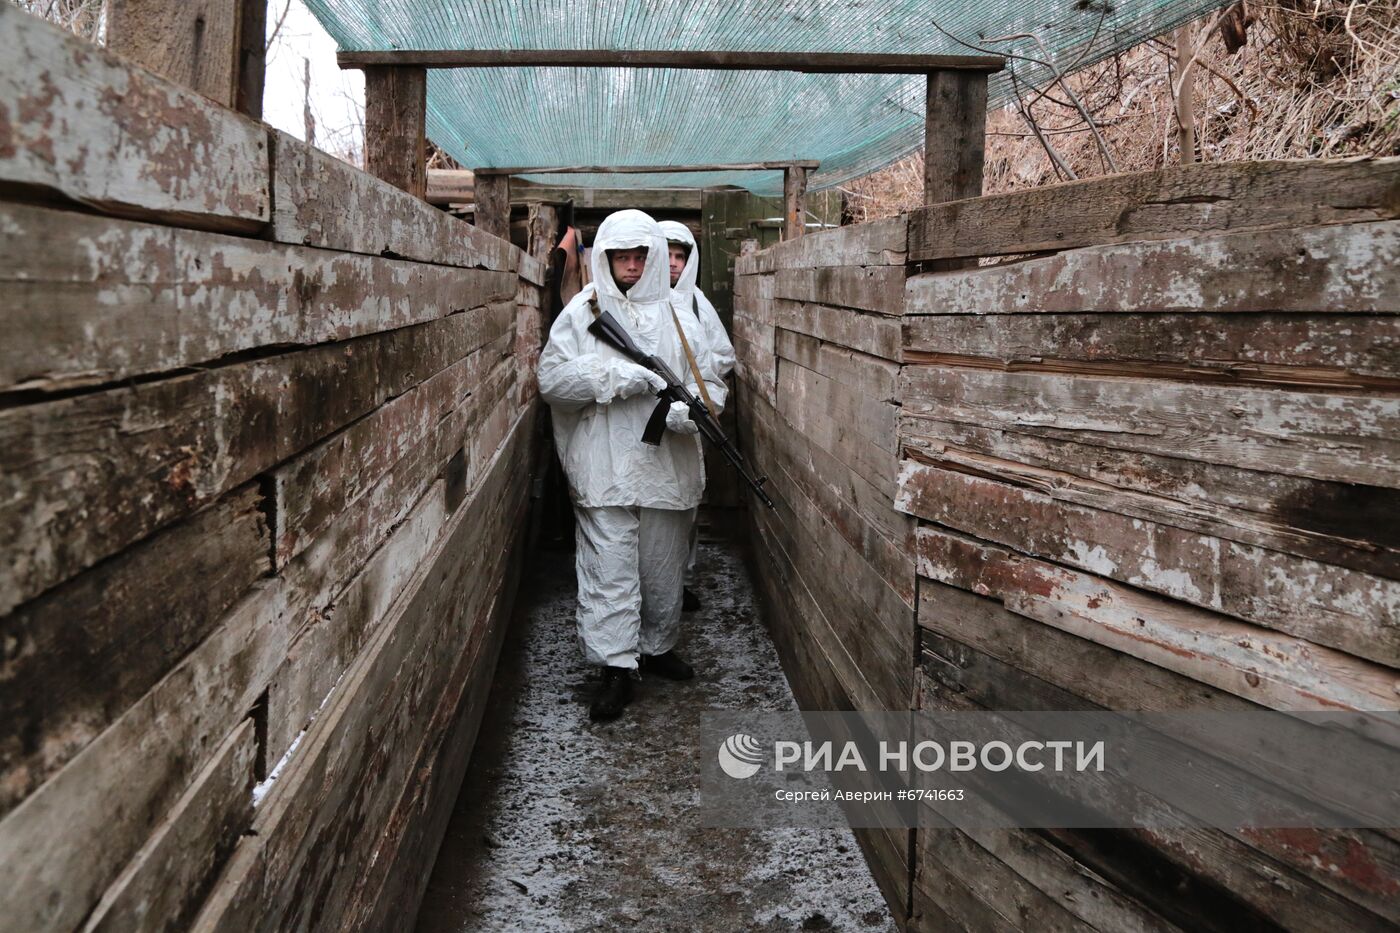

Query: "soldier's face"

xmin=668 ymin=243 xmax=688 ymax=287
xmin=609 ymin=247 xmax=648 ymax=289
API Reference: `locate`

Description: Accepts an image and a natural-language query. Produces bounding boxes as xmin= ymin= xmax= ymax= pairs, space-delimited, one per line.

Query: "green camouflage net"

xmin=305 ymin=0 xmax=1231 ymax=194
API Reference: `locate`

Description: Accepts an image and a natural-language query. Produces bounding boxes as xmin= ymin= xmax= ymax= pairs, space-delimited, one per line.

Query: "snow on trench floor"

xmin=415 ymin=532 xmax=897 ymax=933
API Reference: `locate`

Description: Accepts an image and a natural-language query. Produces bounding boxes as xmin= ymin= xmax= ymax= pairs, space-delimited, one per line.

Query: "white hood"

xmin=592 ymin=210 xmax=670 ymax=320
xmin=659 ymin=220 xmax=735 ymax=379
xmin=659 ymin=220 xmax=699 ymax=300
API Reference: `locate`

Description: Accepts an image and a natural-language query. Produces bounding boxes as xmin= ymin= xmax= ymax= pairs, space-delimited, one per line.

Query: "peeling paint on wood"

xmin=0 ymin=201 xmax=517 ymax=393
xmin=0 ymin=5 xmax=269 ymax=231
xmin=905 ymin=221 xmax=1400 ymax=316
xmin=899 ymin=367 xmax=1400 ymax=488
xmin=0 ymin=485 xmax=268 ymax=817
xmin=271 ymin=131 xmax=519 ymax=273
xmin=908 ymin=158 xmax=1400 ymax=262
xmin=898 ymin=460 xmax=1400 ymax=666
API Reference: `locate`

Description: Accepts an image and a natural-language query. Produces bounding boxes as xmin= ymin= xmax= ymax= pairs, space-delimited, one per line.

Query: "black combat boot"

xmin=589 ymin=666 xmax=634 ymax=721
xmin=682 ymin=587 xmax=702 ymax=611
xmin=641 ymin=650 xmax=694 ymax=681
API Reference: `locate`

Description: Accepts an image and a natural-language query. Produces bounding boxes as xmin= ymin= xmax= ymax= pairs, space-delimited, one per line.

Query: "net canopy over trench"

xmin=305 ymin=0 xmax=1231 ymax=195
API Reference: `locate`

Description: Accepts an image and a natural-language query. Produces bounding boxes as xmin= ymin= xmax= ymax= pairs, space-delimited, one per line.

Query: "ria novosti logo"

xmin=717 ymin=733 xmax=765 ymax=779
xmin=716 ymin=733 xmax=1107 ymax=780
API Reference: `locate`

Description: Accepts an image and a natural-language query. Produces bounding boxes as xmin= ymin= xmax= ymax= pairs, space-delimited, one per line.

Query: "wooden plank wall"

xmin=0 ymin=10 xmax=546 ymax=931
xmin=732 ymin=156 xmax=1400 ymax=931
xmin=733 ymin=216 xmax=918 ymax=923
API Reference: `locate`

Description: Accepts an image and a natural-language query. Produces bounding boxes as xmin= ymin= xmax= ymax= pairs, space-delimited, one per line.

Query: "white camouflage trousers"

xmin=573 ymin=504 xmax=695 ymax=668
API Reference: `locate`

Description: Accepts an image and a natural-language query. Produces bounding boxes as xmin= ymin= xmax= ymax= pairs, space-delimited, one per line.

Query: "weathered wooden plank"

xmin=81 ymin=719 xmax=256 ymax=933
xmin=271 ymin=132 xmax=518 ymax=271
xmin=747 ymin=467 xmax=888 ymax=709
xmin=773 ymin=265 xmax=906 ymax=315
xmin=908 ymin=158 xmax=1400 ymax=262
xmin=192 ymin=422 xmax=530 ymax=931
xmin=1 ymin=313 xmax=491 ymax=613
xmin=0 ymin=388 xmax=488 ymax=932
xmin=508 ymin=182 xmax=703 ymax=211
xmin=913 ymin=521 xmax=1400 ymax=718
xmin=747 ymin=389 xmax=915 ymax=602
xmin=775 ymin=328 xmax=900 ymax=402
xmin=764 ymin=453 xmax=912 ymax=707
xmin=265 ymin=357 xmax=517 ymax=763
xmin=338 ymin=47 xmax=1003 ymax=72
xmin=737 ymin=216 xmax=908 ymax=275
xmin=900 ymin=462 xmax=1400 ymax=666
xmin=777 ymin=359 xmax=898 ymax=499
xmin=0 ymin=485 xmax=268 ymax=817
xmin=899 ymin=367 xmax=1400 ymax=487
xmin=271 ymin=321 xmax=513 ymax=566
xmin=917 ymin=668 xmax=1400 ymax=932
xmin=901 ymin=312 xmax=1400 ymax=390
xmin=734 ymin=270 xmax=775 ymax=302
xmin=917 ymin=581 xmax=1400 ymax=847
xmin=916 ymin=807 xmax=1179 ymax=933
xmin=0 ymin=201 xmax=518 ymax=393
xmin=779 ymin=355 xmax=897 ymax=453
xmin=900 ymin=417 xmax=1400 ymax=579
xmin=732 ymin=333 xmax=777 ymax=406
xmin=905 ymin=221 xmax=1400 ymax=316
xmin=921 ymin=633 xmax=1400 ymax=926
xmin=902 ymin=434 xmax=1398 ymax=579
xmin=105 ymin=0 xmax=257 ymax=112
xmin=345 ymin=517 xmax=526 ymax=929
xmin=475 ymin=172 xmax=511 ymax=241
xmin=363 ymin=65 xmax=426 ymax=199
xmin=915 ymin=822 xmax=1100 ymax=933
xmin=732 ymin=313 xmax=774 ymax=356
xmin=782 ymin=164 xmax=809 ymax=241
xmin=924 ymin=70 xmax=987 ymax=208
xmin=772 ymin=298 xmax=903 ymax=361
xmin=266 ymin=478 xmax=452 ymax=770
xmin=0 ymin=4 xmax=269 ymax=231
xmin=424 ymin=168 xmax=473 ymax=204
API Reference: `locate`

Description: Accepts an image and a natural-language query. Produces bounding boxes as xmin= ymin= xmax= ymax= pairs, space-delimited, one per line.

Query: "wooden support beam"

xmin=783 ymin=165 xmax=810 ymax=241
xmin=923 ymin=69 xmax=988 ymax=207
xmin=236 ymin=0 xmax=267 ymax=119
xmin=475 ymin=173 xmax=511 ymax=240
xmin=106 ymin=0 xmax=267 ymax=116
xmin=475 ymin=161 xmax=819 ymax=176
xmin=339 ymin=49 xmax=1004 ymax=74
xmin=363 ymin=66 xmax=427 ymax=199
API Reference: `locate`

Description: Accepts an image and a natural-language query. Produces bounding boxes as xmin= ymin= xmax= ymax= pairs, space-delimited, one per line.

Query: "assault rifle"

xmin=587 ymin=308 xmax=775 ymax=509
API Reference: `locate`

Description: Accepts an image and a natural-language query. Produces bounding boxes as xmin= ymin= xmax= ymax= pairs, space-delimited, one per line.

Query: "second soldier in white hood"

xmin=659 ymin=221 xmax=736 ymax=611
xmin=538 ymin=210 xmax=727 ymax=721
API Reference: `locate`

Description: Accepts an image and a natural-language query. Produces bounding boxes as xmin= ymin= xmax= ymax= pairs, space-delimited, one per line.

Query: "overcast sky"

xmin=263 ymin=1 xmax=365 ymax=165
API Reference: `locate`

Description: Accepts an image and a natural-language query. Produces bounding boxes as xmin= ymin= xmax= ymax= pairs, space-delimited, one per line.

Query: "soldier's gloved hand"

xmin=609 ymin=360 xmax=667 ymax=400
xmin=665 ymin=401 xmax=699 ymax=435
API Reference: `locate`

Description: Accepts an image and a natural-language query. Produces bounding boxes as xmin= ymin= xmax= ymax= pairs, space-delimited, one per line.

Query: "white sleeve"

xmin=537 ymin=299 xmax=627 ymax=411
xmin=695 ymin=290 xmax=736 ymax=378
xmin=689 ymin=306 xmax=728 ymax=416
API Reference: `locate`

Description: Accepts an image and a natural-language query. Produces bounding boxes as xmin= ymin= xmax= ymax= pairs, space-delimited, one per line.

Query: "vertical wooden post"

xmin=782 ymin=165 xmax=809 ymax=241
xmin=236 ymin=0 xmax=267 ymax=119
xmin=475 ymin=173 xmax=512 ymax=241
xmin=923 ymin=69 xmax=988 ymax=206
xmin=363 ymin=66 xmax=427 ymax=199
xmin=106 ymin=0 xmax=267 ymax=116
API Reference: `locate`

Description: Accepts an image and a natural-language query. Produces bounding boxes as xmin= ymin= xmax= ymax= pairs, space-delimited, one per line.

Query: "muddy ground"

xmin=414 ymin=525 xmax=896 ymax=932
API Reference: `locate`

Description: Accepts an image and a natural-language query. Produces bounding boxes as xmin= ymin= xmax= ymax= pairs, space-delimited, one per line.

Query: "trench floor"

xmin=414 ymin=524 xmax=896 ymax=932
